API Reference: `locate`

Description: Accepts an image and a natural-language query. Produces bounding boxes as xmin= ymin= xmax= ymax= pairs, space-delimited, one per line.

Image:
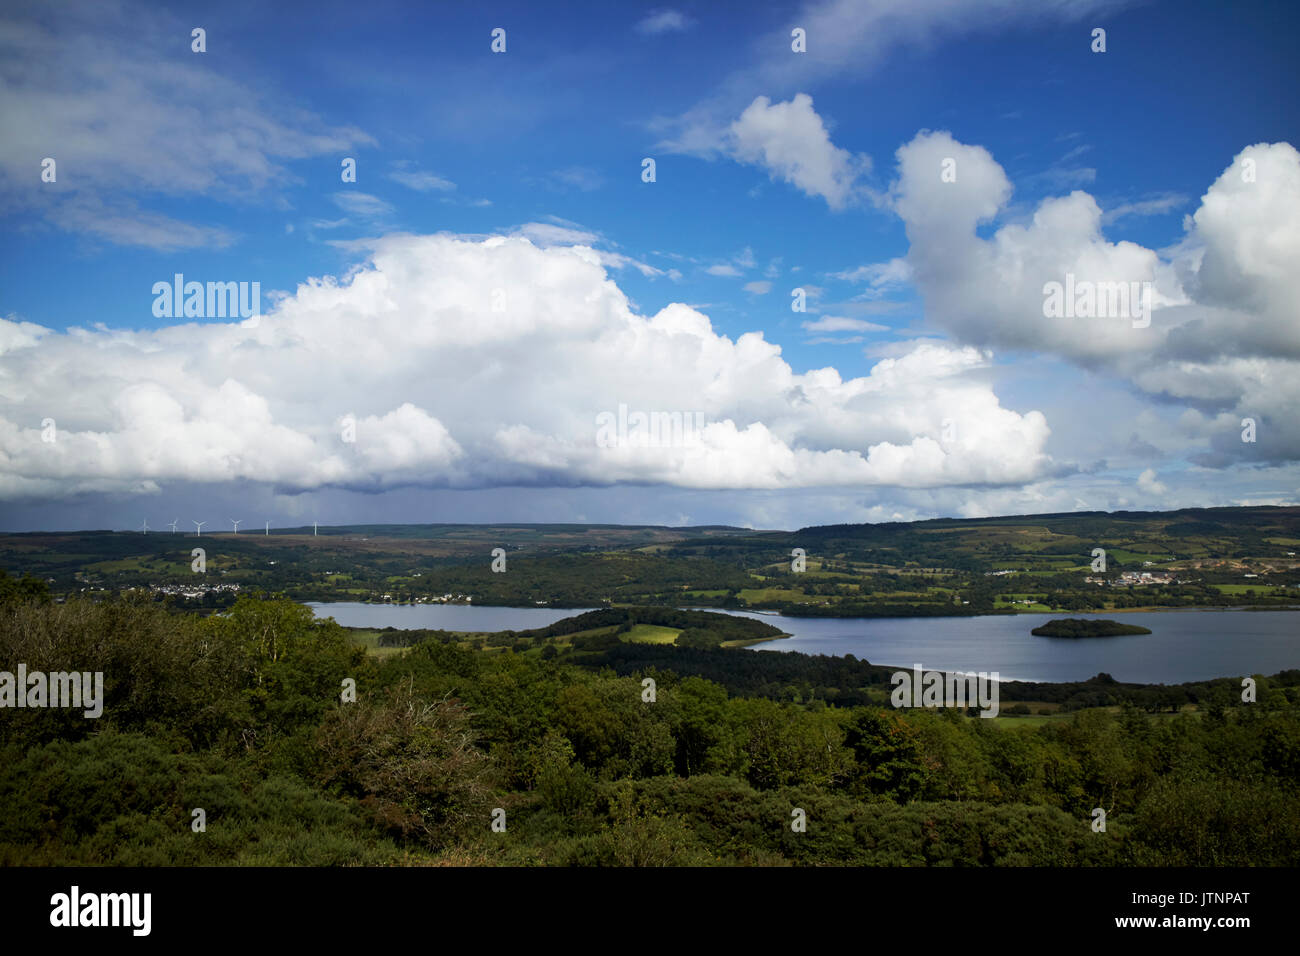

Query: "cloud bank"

xmin=0 ymin=233 xmax=1051 ymax=501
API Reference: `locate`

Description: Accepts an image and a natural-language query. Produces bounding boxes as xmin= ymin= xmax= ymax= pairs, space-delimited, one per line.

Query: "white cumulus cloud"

xmin=0 ymin=233 xmax=1054 ymax=500
xmin=727 ymin=94 xmax=869 ymax=210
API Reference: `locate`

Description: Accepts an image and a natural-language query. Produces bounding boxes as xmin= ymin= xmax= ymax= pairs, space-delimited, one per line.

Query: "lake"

xmin=304 ymin=602 xmax=597 ymax=633
xmin=304 ymin=602 xmax=1298 ymax=684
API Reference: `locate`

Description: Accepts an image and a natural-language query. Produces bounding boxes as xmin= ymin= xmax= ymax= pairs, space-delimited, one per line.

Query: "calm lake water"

xmin=304 ymin=602 xmax=1298 ymax=684
xmin=304 ymin=602 xmax=597 ymax=633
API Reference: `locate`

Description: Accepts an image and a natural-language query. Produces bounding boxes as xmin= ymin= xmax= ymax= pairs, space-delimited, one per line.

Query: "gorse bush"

xmin=311 ymin=680 xmax=496 ymax=848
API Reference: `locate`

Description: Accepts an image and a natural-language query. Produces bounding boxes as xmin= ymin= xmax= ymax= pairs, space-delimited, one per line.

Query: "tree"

xmin=199 ymin=594 xmax=367 ymax=738
xmin=843 ymin=708 xmax=930 ymax=801
xmin=0 ymin=568 xmax=52 ymax=610
xmin=675 ymin=677 xmax=731 ymax=776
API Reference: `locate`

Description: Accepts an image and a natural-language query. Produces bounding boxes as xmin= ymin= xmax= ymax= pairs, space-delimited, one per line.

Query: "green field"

xmin=621 ymin=623 xmax=681 ymax=644
xmin=1212 ymin=583 xmax=1283 ymax=595
xmin=344 ymin=629 xmax=410 ymax=658
xmin=738 ymin=587 xmax=821 ymax=604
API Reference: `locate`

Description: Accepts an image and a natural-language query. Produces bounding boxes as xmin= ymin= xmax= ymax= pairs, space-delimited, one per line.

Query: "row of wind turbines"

xmin=138 ymin=519 xmax=319 ymax=537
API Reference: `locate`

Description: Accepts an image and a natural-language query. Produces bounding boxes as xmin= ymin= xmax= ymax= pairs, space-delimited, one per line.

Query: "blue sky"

xmin=1 ymin=0 xmax=1298 ymax=531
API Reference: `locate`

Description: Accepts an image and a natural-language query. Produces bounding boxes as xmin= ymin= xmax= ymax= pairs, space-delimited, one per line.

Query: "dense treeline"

xmin=1 ymin=592 xmax=1297 ymax=866
xmin=558 ymin=641 xmax=1300 ymax=712
xmin=775 ymin=601 xmax=1013 ymax=617
xmin=1032 ymin=619 xmax=1153 ymax=638
xmin=528 ymin=606 xmax=783 ymax=643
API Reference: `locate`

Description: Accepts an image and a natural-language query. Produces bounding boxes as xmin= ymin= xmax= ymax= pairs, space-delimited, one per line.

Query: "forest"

xmin=2 ymin=582 xmax=1297 ymax=867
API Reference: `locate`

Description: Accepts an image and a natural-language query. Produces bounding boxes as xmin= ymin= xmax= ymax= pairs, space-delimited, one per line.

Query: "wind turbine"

xmin=265 ymin=521 xmax=269 ymax=536
xmin=313 ymin=521 xmax=318 ymax=536
xmin=168 ymin=518 xmax=179 ymax=534
xmin=193 ymin=520 xmax=205 ymax=537
xmin=140 ymin=519 xmax=149 ymax=534
xmin=229 ymin=518 xmax=242 ymax=534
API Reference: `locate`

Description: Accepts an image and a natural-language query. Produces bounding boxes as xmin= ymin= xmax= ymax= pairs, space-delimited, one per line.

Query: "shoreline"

xmin=720 ymin=632 xmax=793 ymax=648
xmin=309 ymin=599 xmax=1300 ymax=622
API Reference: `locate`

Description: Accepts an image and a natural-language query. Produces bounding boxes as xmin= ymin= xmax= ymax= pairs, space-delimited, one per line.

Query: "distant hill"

xmin=3 ymin=506 xmax=1296 ymax=615
xmin=666 ymin=505 xmax=1300 ymax=573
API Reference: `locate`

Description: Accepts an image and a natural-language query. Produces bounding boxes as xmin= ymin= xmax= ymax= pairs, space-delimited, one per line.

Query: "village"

xmin=1084 ymin=570 xmax=1182 ymax=587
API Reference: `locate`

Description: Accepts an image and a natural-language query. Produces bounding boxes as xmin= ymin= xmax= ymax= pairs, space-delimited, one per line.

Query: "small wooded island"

xmin=1031 ymin=618 xmax=1153 ymax=638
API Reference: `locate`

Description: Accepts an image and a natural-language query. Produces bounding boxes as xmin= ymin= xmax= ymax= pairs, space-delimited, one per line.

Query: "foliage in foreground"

xmin=1 ymin=594 xmax=1297 ymax=866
